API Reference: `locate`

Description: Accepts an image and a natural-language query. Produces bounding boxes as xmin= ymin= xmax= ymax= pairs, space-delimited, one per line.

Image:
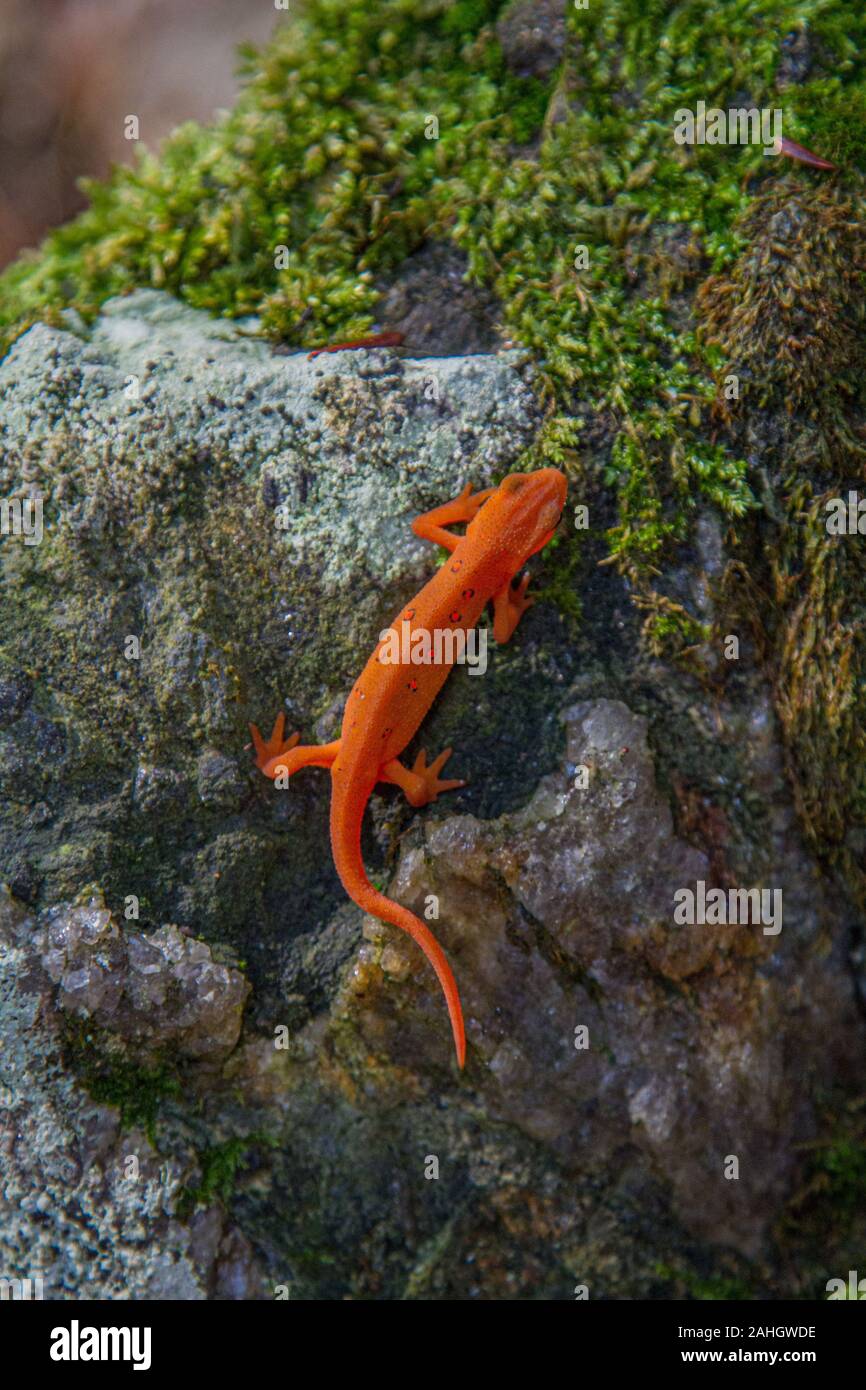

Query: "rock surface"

xmin=0 ymin=889 xmax=264 ymax=1300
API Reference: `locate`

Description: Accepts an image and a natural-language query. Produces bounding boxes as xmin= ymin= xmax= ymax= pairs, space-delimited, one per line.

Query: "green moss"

xmin=775 ymin=1096 xmax=866 ymax=1288
xmin=698 ymin=181 xmax=866 ymax=456
xmin=701 ymin=178 xmax=866 ymax=900
xmin=655 ymin=1261 xmax=757 ymax=1301
xmin=64 ymin=1022 xmax=182 ymax=1144
xmin=787 ymin=81 xmax=866 ymax=171
xmin=0 ymin=1 xmax=540 ymax=349
xmin=178 ymin=1134 xmax=275 ymax=1215
xmin=811 ymin=1138 xmax=866 ymax=1214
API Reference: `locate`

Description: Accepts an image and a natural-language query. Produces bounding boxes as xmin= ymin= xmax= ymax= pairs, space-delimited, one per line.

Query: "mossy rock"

xmin=2 ymin=0 xmax=866 ymax=1301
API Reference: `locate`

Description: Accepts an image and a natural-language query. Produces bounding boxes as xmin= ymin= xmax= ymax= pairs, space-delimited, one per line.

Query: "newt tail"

xmin=307 ymin=331 xmax=405 ymax=360
xmin=330 ymin=776 xmax=466 ymax=1067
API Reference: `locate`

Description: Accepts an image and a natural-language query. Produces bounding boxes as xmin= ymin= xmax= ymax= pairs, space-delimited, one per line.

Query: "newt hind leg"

xmin=381 ymin=747 xmax=465 ymax=807
xmin=249 ymin=712 xmax=340 ymax=779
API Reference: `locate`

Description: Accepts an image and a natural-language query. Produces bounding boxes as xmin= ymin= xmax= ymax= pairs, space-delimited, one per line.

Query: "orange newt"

xmin=307 ymin=331 xmax=405 ymax=360
xmin=250 ymin=468 xmax=567 ymax=1068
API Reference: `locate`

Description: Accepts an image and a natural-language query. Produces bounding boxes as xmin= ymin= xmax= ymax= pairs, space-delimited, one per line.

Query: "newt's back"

xmin=337 ymin=536 xmax=494 ymax=771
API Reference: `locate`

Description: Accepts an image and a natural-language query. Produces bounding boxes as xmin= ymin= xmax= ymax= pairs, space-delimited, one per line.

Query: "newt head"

xmin=469 ymin=466 xmax=567 ymax=570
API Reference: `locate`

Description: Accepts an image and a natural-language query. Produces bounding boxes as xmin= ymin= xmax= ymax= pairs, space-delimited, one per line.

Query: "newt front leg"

xmin=250 ymin=712 xmax=340 ymax=778
xmin=411 ymin=483 xmax=496 ymax=550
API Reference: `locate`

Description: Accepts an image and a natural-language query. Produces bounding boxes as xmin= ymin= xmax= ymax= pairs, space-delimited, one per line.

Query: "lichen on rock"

xmin=0 ymin=888 xmax=265 ymax=1299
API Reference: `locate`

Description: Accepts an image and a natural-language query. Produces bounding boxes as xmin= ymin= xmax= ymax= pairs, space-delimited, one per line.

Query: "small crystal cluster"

xmin=38 ymin=896 xmax=249 ymax=1058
